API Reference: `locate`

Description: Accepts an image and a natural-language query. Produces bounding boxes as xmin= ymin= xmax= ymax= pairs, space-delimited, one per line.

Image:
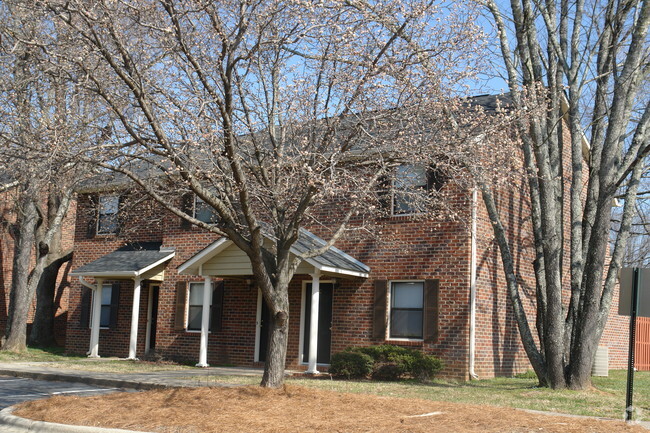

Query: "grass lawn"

xmin=0 ymin=346 xmax=85 ymax=362
xmin=189 ymin=370 xmax=650 ymax=421
xmin=0 ymin=346 xmax=192 ymax=373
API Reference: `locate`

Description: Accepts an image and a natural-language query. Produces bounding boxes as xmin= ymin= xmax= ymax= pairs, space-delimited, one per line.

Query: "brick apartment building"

xmin=0 ymin=96 xmax=632 ymax=378
xmin=59 ymin=99 xmax=631 ymax=379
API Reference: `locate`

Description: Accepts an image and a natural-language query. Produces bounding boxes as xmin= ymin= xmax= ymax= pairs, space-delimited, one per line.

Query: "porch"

xmin=70 ymin=242 xmax=176 ymax=361
xmin=177 ymin=229 xmax=370 ymax=373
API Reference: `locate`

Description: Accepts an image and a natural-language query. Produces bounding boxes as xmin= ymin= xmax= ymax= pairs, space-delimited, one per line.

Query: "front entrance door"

xmin=302 ymin=283 xmax=333 ymax=364
xmin=257 ymin=297 xmax=272 ymax=362
xmin=146 ymin=285 xmax=160 ymax=354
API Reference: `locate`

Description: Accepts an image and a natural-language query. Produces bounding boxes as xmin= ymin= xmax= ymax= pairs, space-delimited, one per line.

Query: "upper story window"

xmin=392 ymin=165 xmax=428 ymax=215
xmin=194 ymin=196 xmax=219 ymax=224
xmin=97 ymin=195 xmax=119 ymax=235
xmin=389 ymin=281 xmax=424 ymax=339
xmin=391 ymin=164 xmax=447 ymax=216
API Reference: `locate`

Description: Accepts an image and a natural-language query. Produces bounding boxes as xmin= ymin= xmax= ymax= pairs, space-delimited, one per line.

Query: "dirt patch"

xmin=14 ymin=385 xmax=646 ymax=433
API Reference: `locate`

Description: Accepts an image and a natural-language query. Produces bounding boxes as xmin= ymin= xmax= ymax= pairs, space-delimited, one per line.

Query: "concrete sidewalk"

xmin=0 ymin=360 xmax=264 ymax=391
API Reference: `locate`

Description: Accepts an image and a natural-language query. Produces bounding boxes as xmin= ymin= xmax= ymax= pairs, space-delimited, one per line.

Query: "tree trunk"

xmin=29 ymin=251 xmax=73 ymax=347
xmin=2 ymin=198 xmax=38 ymax=353
xmin=260 ymin=308 xmax=290 ymax=388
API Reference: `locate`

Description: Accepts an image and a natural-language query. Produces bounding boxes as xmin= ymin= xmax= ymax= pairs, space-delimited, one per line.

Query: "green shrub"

xmin=329 ymin=351 xmax=374 ymax=379
xmin=410 ymin=354 xmax=444 ymax=382
xmin=346 ymin=344 xmax=443 ymax=383
xmin=372 ymin=362 xmax=405 ymax=381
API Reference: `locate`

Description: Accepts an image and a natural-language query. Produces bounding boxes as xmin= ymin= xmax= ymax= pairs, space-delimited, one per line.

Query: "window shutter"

xmin=424 ymin=279 xmax=440 ymax=343
xmin=109 ymin=283 xmax=120 ymax=328
xmin=174 ymin=281 xmax=187 ymax=331
xmin=210 ymin=280 xmax=225 ymax=332
xmin=80 ymin=287 xmax=92 ymax=328
xmin=180 ymin=194 xmax=193 ymax=229
xmin=376 ymin=176 xmax=391 ymax=212
xmin=114 ymin=195 xmax=123 ymax=236
xmin=86 ymin=194 xmax=99 ymax=238
xmin=373 ymin=280 xmax=388 ymax=340
xmin=426 ymin=168 xmax=446 ymax=193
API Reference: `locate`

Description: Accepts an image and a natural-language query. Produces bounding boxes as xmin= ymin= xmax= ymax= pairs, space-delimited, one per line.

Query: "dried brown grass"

xmin=14 ymin=385 xmax=646 ymax=433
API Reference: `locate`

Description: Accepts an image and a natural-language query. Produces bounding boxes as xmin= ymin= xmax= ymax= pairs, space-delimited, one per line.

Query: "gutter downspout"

xmin=79 ymin=276 xmax=96 ymax=290
xmin=469 ymin=188 xmax=479 ymax=380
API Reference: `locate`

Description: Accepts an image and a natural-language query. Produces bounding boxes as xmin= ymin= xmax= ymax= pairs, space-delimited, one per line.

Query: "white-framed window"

xmin=389 ymin=281 xmax=424 ymax=339
xmin=392 ymin=165 xmax=428 ymax=215
xmin=194 ymin=195 xmax=218 ymax=224
xmin=187 ymin=282 xmax=210 ymax=331
xmin=90 ymin=284 xmax=113 ymax=329
xmin=97 ymin=195 xmax=119 ymax=234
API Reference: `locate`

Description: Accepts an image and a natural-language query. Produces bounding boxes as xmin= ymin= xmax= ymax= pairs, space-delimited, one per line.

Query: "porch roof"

xmin=71 ymin=242 xmax=175 ymax=279
xmin=178 ymin=229 xmax=370 ymax=278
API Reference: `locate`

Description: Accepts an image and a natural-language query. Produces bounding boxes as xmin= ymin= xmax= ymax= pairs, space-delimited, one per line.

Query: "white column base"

xmin=196 ymin=362 xmax=210 ymax=368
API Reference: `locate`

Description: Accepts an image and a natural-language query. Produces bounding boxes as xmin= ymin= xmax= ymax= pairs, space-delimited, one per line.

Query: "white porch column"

xmin=307 ymin=270 xmax=321 ymax=374
xmin=128 ymin=277 xmax=142 ymax=360
xmin=197 ymin=277 xmax=212 ymax=367
xmin=88 ymin=278 xmax=103 ymax=358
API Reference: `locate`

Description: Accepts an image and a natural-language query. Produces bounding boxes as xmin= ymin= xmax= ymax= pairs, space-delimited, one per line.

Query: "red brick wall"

xmin=0 ymin=188 xmax=75 ymax=346
xmin=470 ymin=127 xmax=630 ymax=377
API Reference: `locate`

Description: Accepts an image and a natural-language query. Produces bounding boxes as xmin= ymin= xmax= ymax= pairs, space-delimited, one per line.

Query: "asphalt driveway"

xmin=0 ymin=375 xmax=120 ymax=409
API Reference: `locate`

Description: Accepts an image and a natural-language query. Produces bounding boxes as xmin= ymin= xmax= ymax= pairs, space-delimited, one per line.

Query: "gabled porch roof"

xmin=70 ymin=242 xmax=175 ymax=280
xmin=178 ymin=228 xmax=369 ymax=278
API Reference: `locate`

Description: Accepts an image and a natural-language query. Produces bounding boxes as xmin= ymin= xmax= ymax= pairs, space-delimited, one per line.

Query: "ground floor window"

xmin=187 ymin=282 xmax=209 ymax=331
xmin=99 ymin=285 xmax=113 ymax=327
xmin=389 ymin=281 xmax=424 ymax=339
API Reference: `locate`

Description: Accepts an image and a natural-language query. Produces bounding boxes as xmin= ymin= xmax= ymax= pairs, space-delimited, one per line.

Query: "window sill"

xmin=185 ymin=330 xmax=212 ymax=334
xmin=385 ymin=339 xmax=424 ymax=347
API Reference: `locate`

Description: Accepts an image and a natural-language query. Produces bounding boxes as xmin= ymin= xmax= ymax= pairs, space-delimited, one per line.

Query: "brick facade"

xmin=64 ymin=186 xmax=631 ymax=380
xmin=0 ymin=188 xmax=76 ymax=346
xmin=63 ymin=151 xmax=630 ymax=380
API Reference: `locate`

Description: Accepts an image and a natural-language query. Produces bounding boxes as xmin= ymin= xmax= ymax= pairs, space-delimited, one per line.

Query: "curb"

xmin=0 ymin=369 xmax=170 ymax=391
xmin=521 ymin=408 xmax=650 ymax=430
xmin=0 ymin=407 xmax=149 ymax=433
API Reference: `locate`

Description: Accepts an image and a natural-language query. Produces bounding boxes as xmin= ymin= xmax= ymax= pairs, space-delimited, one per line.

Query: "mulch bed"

xmin=14 ymin=385 xmax=647 ymax=433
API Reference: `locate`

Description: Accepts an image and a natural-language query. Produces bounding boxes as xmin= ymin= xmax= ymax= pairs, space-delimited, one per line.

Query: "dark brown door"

xmin=258 ymin=299 xmax=271 ymax=362
xmin=148 ymin=285 xmax=160 ymax=352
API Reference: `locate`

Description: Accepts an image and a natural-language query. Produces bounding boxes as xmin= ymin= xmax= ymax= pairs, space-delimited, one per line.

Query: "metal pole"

xmin=625 ymin=268 xmax=640 ymax=422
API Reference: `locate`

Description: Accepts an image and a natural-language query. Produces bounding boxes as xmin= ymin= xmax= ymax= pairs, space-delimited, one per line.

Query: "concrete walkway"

xmin=0 ymin=360 xmax=265 ymax=390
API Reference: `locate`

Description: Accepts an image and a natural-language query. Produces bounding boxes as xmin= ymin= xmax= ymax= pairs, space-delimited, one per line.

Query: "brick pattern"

xmin=0 ymin=188 xmax=76 ymax=346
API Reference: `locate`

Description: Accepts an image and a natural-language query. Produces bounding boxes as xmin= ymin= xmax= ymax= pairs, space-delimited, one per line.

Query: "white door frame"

xmin=254 ymin=289 xmax=263 ymax=362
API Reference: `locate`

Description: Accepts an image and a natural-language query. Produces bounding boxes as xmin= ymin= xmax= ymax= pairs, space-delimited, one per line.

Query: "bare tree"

xmin=477 ymin=0 xmax=650 ymax=389
xmin=0 ymin=1 xmax=93 ymax=351
xmin=43 ymin=0 xmax=489 ymax=387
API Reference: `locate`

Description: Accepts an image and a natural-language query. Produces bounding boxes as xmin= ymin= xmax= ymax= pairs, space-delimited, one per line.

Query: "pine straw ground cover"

xmin=13 ymin=385 xmax=648 ymax=433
